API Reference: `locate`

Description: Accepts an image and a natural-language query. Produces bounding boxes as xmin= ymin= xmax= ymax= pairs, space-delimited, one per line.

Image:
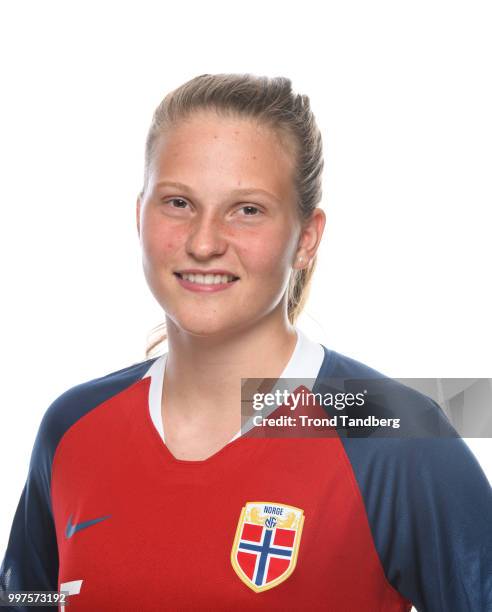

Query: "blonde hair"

xmin=140 ymin=73 xmax=324 ymax=358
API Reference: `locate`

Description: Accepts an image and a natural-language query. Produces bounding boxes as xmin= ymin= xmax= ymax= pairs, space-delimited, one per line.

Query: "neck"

xmin=163 ymin=309 xmax=298 ymax=418
xmin=167 ymin=312 xmax=296 ymax=378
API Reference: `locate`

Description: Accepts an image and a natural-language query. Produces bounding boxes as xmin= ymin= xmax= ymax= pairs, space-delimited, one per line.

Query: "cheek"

xmin=236 ymin=225 xmax=297 ymax=278
xmin=141 ymin=215 xmax=187 ymax=263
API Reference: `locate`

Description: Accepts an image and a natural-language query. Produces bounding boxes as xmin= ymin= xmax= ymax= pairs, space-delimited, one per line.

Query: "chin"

xmin=169 ymin=310 xmax=244 ymax=338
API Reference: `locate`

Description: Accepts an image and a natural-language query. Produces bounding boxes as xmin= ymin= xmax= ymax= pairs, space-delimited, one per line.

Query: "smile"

xmin=174 ymin=272 xmax=239 ymax=293
xmin=177 ymin=272 xmax=238 ymax=284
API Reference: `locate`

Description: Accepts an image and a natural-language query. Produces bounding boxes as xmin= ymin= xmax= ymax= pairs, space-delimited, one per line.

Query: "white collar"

xmin=144 ymin=327 xmax=325 ymax=443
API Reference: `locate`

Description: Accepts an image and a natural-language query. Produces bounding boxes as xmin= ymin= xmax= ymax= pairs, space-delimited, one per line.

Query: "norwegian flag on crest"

xmin=231 ymin=501 xmax=304 ymax=593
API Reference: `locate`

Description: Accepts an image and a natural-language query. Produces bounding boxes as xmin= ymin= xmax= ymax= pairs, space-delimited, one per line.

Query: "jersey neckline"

xmin=141 ymin=327 xmax=328 ymax=465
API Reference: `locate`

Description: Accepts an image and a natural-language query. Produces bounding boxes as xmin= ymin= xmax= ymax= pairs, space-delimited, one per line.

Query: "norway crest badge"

xmin=231 ymin=501 xmax=304 ymax=593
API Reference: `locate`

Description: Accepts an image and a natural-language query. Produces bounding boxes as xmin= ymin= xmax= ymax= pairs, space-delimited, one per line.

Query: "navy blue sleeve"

xmin=362 ymin=393 xmax=492 ymax=611
xmin=0 ymin=357 xmax=157 ymax=611
xmin=0 ymin=405 xmax=60 ymax=610
xmin=349 ymin=434 xmax=492 ymax=611
xmin=317 ymin=348 xmax=492 ymax=611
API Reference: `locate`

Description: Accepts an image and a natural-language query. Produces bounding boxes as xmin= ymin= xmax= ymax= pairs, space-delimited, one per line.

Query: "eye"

xmin=166 ymin=198 xmax=188 ymax=209
xmin=239 ymin=205 xmax=262 ymax=216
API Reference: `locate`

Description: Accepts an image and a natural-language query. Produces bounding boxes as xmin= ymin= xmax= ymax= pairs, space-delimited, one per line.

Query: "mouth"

xmin=173 ymin=272 xmax=240 ymax=286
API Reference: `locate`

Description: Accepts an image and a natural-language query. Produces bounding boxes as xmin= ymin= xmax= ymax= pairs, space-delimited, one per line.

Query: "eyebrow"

xmin=154 ymin=180 xmax=281 ymax=204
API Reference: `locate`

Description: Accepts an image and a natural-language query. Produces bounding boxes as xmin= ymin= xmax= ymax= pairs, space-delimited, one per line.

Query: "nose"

xmin=185 ymin=211 xmax=228 ymax=260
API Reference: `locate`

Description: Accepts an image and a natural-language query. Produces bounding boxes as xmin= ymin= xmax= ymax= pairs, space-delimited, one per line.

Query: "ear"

xmin=136 ymin=194 xmax=142 ymax=239
xmin=294 ymin=208 xmax=326 ymax=269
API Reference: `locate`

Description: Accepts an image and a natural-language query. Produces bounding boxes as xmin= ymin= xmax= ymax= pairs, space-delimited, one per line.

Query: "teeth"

xmin=180 ymin=273 xmax=236 ymax=285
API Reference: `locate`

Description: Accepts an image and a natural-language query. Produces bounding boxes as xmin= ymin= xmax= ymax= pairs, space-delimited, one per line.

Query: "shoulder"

xmin=317 ymin=344 xmax=490 ymax=481
xmin=30 ymin=356 xmax=159 ymax=475
xmin=316 ymin=345 xmax=492 ymax=542
xmin=318 ymin=345 xmax=456 ymax=437
xmin=319 ymin=346 xmax=492 ymax=608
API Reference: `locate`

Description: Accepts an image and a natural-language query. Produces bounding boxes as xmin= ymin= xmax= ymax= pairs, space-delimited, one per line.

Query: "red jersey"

xmin=1 ymin=330 xmax=491 ymax=610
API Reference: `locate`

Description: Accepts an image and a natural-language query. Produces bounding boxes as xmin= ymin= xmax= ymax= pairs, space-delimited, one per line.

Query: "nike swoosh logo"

xmin=65 ymin=513 xmax=111 ymax=539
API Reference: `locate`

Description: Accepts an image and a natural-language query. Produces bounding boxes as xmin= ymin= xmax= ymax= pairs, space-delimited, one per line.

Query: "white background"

xmin=0 ymin=0 xmax=490 ymax=598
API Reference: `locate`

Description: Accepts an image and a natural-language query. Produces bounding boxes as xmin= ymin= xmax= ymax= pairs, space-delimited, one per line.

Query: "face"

xmin=137 ymin=110 xmax=319 ymax=338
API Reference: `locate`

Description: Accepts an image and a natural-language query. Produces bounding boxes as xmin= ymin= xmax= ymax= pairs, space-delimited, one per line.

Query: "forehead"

xmin=148 ymin=110 xmax=297 ymax=200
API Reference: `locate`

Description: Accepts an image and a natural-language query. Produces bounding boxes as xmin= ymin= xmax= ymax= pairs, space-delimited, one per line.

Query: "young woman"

xmin=1 ymin=74 xmax=491 ymax=611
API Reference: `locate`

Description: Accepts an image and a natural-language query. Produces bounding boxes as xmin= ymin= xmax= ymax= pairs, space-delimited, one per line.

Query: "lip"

xmin=174 ymin=271 xmax=239 ymax=293
xmin=175 ymin=268 xmax=239 ymax=277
